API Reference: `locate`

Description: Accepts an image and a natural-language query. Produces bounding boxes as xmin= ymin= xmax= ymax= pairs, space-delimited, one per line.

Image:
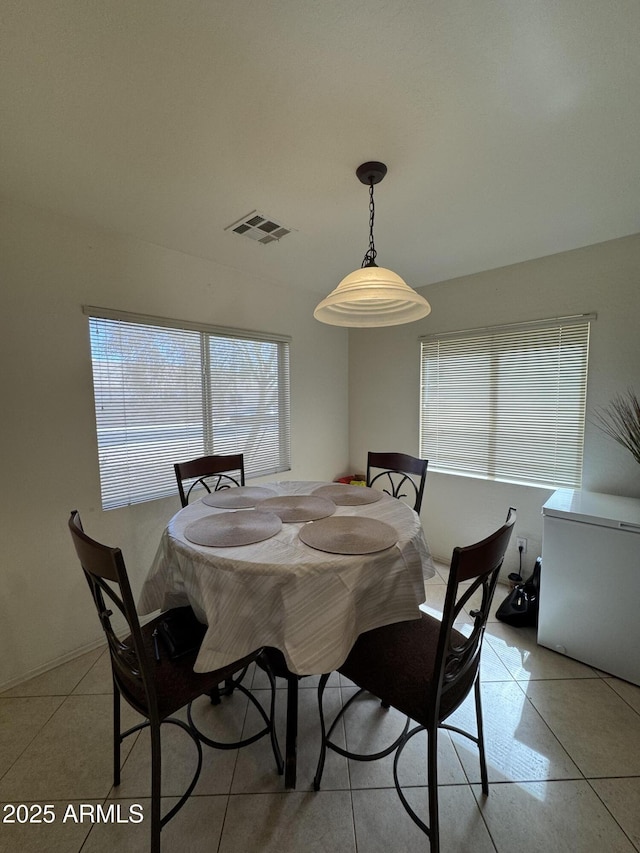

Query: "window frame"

xmin=419 ymin=314 xmax=594 ymax=489
xmin=84 ymin=306 xmax=291 ymax=510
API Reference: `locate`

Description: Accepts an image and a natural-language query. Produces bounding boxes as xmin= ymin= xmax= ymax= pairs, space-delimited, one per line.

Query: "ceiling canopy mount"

xmin=355 ymin=161 xmax=387 ymax=186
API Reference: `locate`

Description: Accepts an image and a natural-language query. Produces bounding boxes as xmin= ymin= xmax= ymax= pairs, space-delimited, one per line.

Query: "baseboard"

xmin=0 ymin=636 xmax=107 ymax=694
xmin=0 ymin=611 xmax=162 ymax=694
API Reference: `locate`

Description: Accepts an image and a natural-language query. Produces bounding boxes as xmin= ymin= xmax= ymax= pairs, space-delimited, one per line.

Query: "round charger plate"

xmin=299 ymin=516 xmax=398 ymax=555
xmin=257 ymin=495 xmax=336 ymax=523
xmin=312 ymin=483 xmax=383 ymax=506
xmin=202 ymin=486 xmax=277 ymax=509
xmin=184 ymin=510 xmax=282 ymax=547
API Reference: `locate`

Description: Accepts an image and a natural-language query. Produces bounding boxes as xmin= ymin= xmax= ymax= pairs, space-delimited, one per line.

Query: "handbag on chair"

xmin=157 ymin=606 xmax=207 ymax=660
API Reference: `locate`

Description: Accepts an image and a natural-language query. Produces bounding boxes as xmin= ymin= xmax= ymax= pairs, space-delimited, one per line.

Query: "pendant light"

xmin=314 ymin=162 xmax=431 ymax=327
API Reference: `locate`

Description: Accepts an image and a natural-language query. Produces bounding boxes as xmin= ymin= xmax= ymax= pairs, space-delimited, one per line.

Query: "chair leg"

xmin=209 ymin=666 xmax=250 ymax=702
xmin=474 ymin=678 xmax=489 ymax=796
xmin=150 ymin=721 xmax=162 ymax=853
xmin=394 ymin=724 xmax=439 ymax=845
xmin=427 ymin=723 xmax=440 ymax=853
xmin=206 ymin=684 xmax=222 ymax=706
xmin=313 ymin=673 xmax=331 ymax=791
xmin=113 ymin=682 xmax=121 ymax=786
xmin=263 ymin=663 xmax=284 ymax=775
xmin=284 ymin=673 xmax=299 ymax=789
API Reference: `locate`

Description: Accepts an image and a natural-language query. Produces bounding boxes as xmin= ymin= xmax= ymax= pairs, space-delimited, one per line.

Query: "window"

xmin=86 ymin=307 xmax=291 ymax=509
xmin=419 ymin=315 xmax=593 ymax=489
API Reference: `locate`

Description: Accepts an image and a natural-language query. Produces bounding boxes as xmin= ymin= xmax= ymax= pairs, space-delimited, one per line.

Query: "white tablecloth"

xmin=139 ymin=481 xmax=434 ymax=676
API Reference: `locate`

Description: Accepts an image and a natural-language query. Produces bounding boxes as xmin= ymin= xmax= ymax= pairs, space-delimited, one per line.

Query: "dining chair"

xmin=366 ymin=451 xmax=428 ymax=513
xmin=174 ymin=453 xmax=245 ymax=507
xmin=313 ymin=508 xmax=516 ymax=853
xmin=174 ymin=454 xmax=247 ymax=705
xmin=68 ymin=510 xmax=282 ymax=853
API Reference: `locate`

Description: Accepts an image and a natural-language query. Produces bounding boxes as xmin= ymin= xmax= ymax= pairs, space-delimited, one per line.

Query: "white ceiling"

xmin=2 ymin=1 xmax=639 ymax=296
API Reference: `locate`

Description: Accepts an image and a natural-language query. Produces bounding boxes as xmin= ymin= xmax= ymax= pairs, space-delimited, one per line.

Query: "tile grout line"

xmin=600 ymin=676 xmax=640 ymax=718
xmin=0 ymin=693 xmax=67 ymax=786
xmin=584 ymin=776 xmax=640 ymax=853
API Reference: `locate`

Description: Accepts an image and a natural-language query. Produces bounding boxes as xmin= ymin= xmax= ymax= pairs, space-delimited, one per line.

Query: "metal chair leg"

xmin=150 ymin=721 xmax=162 ymax=853
xmin=113 ymin=682 xmax=121 ymax=786
xmin=313 ymin=673 xmax=331 ymax=790
xmin=474 ymin=678 xmax=489 ymax=795
xmin=393 ymin=725 xmax=436 ymax=845
xmin=427 ymin=723 xmax=440 ymax=853
xmin=206 ymin=684 xmax=222 ymax=706
xmin=284 ymin=674 xmax=299 ymax=788
xmin=263 ymin=663 xmax=284 ymax=775
xmin=316 ymin=680 xmax=410 ymax=793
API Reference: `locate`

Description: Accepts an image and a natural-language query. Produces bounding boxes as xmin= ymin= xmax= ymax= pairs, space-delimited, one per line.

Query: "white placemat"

xmin=256 ymin=495 xmax=337 ymax=522
xmin=299 ymin=515 xmax=398 ymax=554
xmin=184 ymin=510 xmax=282 ymax=547
xmin=202 ymin=486 xmax=278 ymax=508
xmin=312 ymin=483 xmax=383 ymax=505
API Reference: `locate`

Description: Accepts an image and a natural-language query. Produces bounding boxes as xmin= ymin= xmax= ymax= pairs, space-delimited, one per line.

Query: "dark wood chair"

xmin=174 ymin=453 xmax=245 ymax=507
xmin=313 ymin=508 xmax=516 ymax=853
xmin=366 ymin=451 xmax=428 ymax=513
xmin=174 ymin=454 xmax=248 ymax=705
xmin=68 ymin=510 xmax=282 ymax=853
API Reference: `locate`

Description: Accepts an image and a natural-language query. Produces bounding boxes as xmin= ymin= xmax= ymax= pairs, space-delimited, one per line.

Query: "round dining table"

xmin=139 ymin=480 xmax=435 ymax=786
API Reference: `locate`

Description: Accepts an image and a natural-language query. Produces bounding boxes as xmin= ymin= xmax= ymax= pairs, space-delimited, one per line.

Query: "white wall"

xmin=0 ymin=198 xmax=349 ymax=689
xmin=348 ymin=234 xmax=640 ymax=574
xmin=2 ymin=195 xmax=638 ymax=689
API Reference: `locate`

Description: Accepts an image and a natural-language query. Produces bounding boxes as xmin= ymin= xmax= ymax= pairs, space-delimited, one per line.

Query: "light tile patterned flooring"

xmin=1 ymin=561 xmax=640 ymax=852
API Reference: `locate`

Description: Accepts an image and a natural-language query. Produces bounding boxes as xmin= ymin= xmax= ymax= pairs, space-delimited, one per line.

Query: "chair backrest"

xmin=433 ymin=507 xmax=516 ymax=719
xmin=174 ymin=454 xmax=245 ymax=507
xmin=68 ymin=510 xmax=157 ymax=717
xmin=366 ymin=451 xmax=428 ymax=513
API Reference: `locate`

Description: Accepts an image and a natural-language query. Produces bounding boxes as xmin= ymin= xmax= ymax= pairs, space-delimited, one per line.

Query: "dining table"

xmin=139 ymin=480 xmax=435 ymax=787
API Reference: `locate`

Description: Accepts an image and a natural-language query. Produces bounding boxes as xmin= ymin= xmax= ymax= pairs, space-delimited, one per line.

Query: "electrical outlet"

xmin=517 ymin=537 xmax=528 ymax=553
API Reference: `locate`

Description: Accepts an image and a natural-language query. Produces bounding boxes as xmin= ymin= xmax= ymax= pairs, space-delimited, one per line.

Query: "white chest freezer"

xmin=539 ymin=488 xmax=640 ymax=685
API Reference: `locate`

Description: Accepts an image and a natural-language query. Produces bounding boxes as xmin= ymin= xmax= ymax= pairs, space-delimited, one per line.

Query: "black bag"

xmin=496 ymin=557 xmax=541 ymax=627
xmin=156 ymin=605 xmax=207 ymax=660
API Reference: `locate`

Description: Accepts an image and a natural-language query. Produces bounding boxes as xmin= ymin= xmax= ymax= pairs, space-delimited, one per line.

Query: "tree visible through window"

xmin=419 ymin=316 xmax=592 ymax=489
xmin=86 ymin=309 xmax=291 ymax=509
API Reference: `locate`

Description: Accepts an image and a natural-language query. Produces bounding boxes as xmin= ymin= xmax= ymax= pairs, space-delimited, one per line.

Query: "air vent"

xmin=225 ymin=211 xmax=294 ymax=245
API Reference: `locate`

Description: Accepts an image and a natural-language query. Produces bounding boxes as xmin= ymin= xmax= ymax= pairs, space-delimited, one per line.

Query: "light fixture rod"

xmin=356 ymin=162 xmax=386 ymax=269
xmin=362 ymin=181 xmax=377 ymax=268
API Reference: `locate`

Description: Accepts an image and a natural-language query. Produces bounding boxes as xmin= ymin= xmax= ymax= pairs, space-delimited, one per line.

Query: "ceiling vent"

xmin=225 ymin=211 xmax=293 ymax=245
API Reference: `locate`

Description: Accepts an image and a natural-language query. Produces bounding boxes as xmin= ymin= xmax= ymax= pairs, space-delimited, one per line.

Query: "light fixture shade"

xmin=313 ymin=266 xmax=432 ymax=328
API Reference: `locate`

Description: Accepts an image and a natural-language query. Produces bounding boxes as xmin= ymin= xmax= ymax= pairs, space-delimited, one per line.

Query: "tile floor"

xmin=1 ymin=562 xmax=639 ymax=852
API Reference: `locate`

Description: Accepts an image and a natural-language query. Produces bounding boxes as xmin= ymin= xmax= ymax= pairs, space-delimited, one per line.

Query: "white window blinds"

xmin=419 ymin=316 xmax=592 ymax=489
xmin=86 ymin=308 xmax=291 ymax=509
